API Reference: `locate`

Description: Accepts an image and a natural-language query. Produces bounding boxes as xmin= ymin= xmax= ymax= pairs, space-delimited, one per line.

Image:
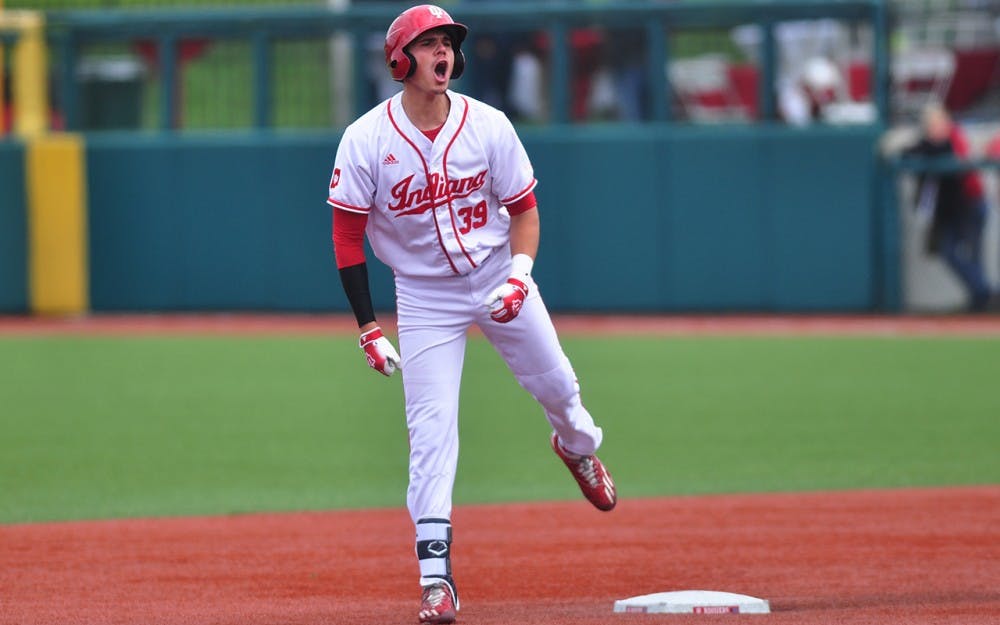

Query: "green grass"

xmin=1 ymin=335 xmax=997 ymax=524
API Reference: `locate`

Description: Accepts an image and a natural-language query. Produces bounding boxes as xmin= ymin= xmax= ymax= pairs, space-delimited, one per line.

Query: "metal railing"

xmin=41 ymin=0 xmax=888 ymax=131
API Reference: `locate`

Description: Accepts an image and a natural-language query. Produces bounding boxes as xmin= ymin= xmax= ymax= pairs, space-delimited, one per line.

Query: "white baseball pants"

xmin=395 ymin=247 xmax=603 ymax=523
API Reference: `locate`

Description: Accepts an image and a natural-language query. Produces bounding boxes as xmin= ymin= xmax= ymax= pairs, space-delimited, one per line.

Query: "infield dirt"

xmin=3 ymin=312 xmax=1000 ymax=337
xmin=2 ymin=486 xmax=997 ymax=625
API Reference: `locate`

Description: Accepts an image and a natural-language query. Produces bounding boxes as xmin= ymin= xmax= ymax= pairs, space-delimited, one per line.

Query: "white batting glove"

xmin=484 ymin=254 xmax=534 ymax=324
xmin=359 ymin=326 xmax=401 ymax=377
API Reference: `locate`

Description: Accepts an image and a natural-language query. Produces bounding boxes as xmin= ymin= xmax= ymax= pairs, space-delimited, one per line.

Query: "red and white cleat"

xmin=418 ymin=581 xmax=458 ymax=624
xmin=551 ymin=433 xmax=617 ymax=511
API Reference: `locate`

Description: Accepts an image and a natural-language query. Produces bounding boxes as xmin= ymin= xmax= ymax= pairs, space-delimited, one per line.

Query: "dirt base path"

xmin=2 ymin=487 xmax=997 ymax=625
xmin=2 ymin=313 xmax=1000 ymax=336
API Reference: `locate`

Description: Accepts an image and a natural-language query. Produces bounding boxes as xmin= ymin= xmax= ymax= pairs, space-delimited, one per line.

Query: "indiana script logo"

xmin=388 ymin=170 xmax=487 ymax=217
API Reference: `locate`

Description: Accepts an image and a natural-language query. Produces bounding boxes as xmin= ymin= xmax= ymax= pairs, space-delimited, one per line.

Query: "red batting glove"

xmin=359 ymin=326 xmax=401 ymax=376
xmin=484 ymin=278 xmax=529 ymax=323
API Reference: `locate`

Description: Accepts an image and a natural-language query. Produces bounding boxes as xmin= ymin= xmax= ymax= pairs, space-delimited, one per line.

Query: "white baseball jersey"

xmin=327 ymin=90 xmax=537 ymax=278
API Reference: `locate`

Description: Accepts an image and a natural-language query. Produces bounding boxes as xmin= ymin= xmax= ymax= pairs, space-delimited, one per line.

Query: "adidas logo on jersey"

xmin=383 ymin=153 xmax=399 ymax=165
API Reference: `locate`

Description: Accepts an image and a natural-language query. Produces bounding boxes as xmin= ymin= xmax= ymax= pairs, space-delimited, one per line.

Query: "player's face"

xmin=406 ymin=29 xmax=454 ymax=94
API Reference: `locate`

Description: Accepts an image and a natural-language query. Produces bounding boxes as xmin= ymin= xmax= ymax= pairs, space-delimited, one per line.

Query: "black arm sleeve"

xmin=338 ymin=262 xmax=376 ymax=328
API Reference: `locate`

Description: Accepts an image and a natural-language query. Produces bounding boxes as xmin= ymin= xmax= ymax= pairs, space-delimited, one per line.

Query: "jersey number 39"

xmin=457 ymin=201 xmax=488 ymax=234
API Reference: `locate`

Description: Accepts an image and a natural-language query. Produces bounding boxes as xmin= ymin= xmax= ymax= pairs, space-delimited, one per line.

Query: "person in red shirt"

xmin=906 ymin=104 xmax=995 ymax=312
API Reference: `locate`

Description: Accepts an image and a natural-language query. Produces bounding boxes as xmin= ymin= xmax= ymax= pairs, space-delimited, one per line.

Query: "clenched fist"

xmin=359 ymin=326 xmax=401 ymax=376
xmin=484 ymin=277 xmax=529 ymax=323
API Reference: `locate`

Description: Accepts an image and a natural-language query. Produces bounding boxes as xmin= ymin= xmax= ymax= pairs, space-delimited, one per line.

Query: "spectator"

xmin=569 ymin=28 xmax=603 ymax=122
xmin=467 ymin=33 xmax=511 ymax=111
xmin=778 ymin=56 xmax=844 ymax=125
xmin=507 ymin=34 xmax=546 ymax=123
xmin=905 ymin=104 xmax=996 ymax=312
xmin=603 ymin=27 xmax=647 ymax=121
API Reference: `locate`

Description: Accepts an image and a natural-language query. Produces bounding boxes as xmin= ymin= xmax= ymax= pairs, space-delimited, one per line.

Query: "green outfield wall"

xmin=0 ymin=141 xmax=29 ymax=313
xmin=85 ymin=133 xmax=358 ymax=311
xmin=3 ymin=0 xmax=887 ymax=314
xmin=83 ymin=125 xmax=881 ymax=312
xmin=523 ymin=124 xmax=880 ymax=311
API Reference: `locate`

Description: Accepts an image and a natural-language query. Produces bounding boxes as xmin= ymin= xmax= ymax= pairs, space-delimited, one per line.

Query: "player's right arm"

xmin=329 ymin=128 xmax=400 ymax=377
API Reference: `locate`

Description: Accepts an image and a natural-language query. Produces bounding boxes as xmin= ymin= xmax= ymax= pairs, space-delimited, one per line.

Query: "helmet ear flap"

xmin=403 ymin=49 xmax=417 ymax=80
xmin=389 ymin=49 xmax=411 ymax=82
xmin=451 ymin=48 xmax=465 ymax=80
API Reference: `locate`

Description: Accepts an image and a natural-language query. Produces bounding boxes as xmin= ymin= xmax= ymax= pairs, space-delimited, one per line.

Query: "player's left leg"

xmin=476 ymin=274 xmax=617 ymax=510
xmin=473 ymin=254 xmax=602 ymax=456
xmin=472 ymin=251 xmax=615 ymax=510
xmin=479 ymin=293 xmax=602 ymax=454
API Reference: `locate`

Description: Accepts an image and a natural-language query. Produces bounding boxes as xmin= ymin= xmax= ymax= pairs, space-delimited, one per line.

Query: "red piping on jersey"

xmin=387 ymin=98 xmax=460 ymax=275
xmin=501 ymin=179 xmax=538 ymax=205
xmin=441 ymin=97 xmax=477 ymax=271
xmin=327 ymin=197 xmax=372 ymax=214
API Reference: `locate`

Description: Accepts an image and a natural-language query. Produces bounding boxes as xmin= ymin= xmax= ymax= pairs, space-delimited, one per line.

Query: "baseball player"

xmin=327 ymin=5 xmax=617 ymax=623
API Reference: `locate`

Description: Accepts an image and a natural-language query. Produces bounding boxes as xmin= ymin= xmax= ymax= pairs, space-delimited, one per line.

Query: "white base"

xmin=613 ymin=590 xmax=771 ymax=614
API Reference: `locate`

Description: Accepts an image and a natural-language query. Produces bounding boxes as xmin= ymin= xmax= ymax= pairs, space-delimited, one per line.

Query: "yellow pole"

xmin=12 ymin=9 xmax=47 ymax=136
xmin=1 ymin=8 xmax=89 ymax=315
xmin=0 ymin=0 xmax=6 ymax=135
xmin=0 ymin=7 xmax=49 ymax=136
xmin=27 ymin=134 xmax=90 ymax=315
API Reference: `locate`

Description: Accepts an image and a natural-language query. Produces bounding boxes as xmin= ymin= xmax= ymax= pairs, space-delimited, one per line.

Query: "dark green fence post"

xmin=759 ymin=20 xmax=776 ymax=121
xmin=158 ymin=34 xmax=177 ymax=130
xmin=872 ymin=0 xmax=889 ymax=122
xmin=549 ymin=20 xmax=569 ymax=124
xmin=252 ymin=30 xmax=271 ymax=129
xmin=351 ymin=29 xmax=368 ymax=125
xmin=646 ymin=20 xmax=668 ymax=122
xmin=53 ymin=31 xmax=79 ymax=131
xmin=876 ymin=159 xmax=902 ymax=311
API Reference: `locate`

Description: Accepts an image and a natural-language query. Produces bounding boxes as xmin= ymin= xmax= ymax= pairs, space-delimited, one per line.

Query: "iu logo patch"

xmin=330 ymin=168 xmax=341 ymax=189
xmin=428 ymin=5 xmax=444 ymax=18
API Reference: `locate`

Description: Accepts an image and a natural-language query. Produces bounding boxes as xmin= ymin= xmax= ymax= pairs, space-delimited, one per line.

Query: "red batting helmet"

xmin=384 ymin=4 xmax=468 ymax=82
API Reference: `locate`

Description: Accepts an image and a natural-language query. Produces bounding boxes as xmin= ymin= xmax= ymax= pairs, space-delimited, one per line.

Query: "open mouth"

xmin=434 ymin=61 xmax=448 ymax=79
